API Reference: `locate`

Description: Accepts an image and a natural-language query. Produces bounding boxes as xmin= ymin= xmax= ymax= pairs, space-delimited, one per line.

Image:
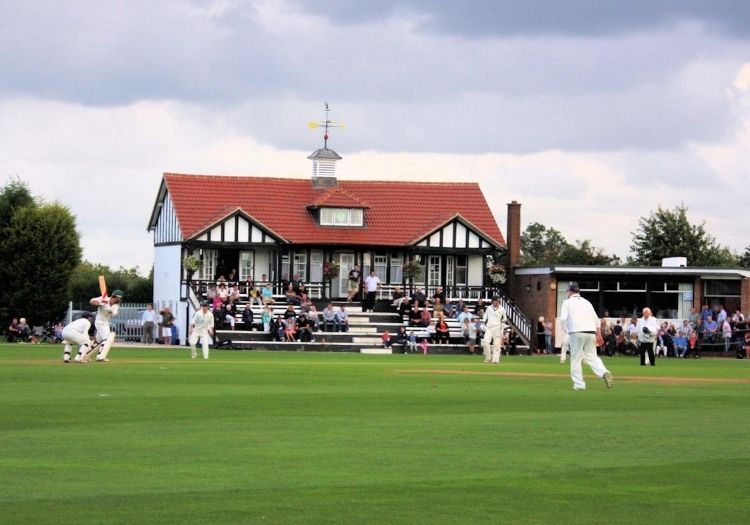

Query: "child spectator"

xmin=284 ymin=316 xmax=296 ymax=342
xmin=463 ymin=318 xmax=477 ymax=354
xmin=426 ymin=320 xmax=436 ymax=343
xmin=261 ymin=306 xmax=272 ymax=333
xmin=408 ymin=331 xmax=418 ymax=353
xmin=418 ymin=338 xmax=429 ymax=355
xmin=381 ymin=330 xmax=392 ymax=348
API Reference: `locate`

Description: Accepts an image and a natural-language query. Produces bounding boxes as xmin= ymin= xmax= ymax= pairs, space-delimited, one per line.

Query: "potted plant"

xmin=403 ymin=259 xmax=422 ymax=282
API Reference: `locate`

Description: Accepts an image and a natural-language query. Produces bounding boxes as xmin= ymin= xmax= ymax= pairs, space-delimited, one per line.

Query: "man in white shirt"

xmin=558 ymin=283 xmax=613 ymax=390
xmin=190 ymin=301 xmax=215 ymax=359
xmin=141 ymin=303 xmax=157 ymax=344
xmin=636 ymin=307 xmax=658 ymax=366
xmin=363 ymin=271 xmax=381 ymax=312
xmin=481 ymin=297 xmax=508 ymax=364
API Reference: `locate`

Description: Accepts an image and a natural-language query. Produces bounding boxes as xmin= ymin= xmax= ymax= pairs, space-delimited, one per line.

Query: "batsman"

xmin=88 ymin=286 xmax=124 ymax=362
xmin=482 ymin=296 xmax=508 ymax=364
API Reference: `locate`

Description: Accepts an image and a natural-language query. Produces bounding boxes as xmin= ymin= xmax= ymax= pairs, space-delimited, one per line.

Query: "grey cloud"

xmin=299 ymin=0 xmax=750 ymax=38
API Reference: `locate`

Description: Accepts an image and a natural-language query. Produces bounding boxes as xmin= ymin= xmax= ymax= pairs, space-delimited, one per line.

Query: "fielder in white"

xmin=558 ymin=282 xmax=613 ymax=390
xmin=482 ymin=296 xmax=508 ymax=364
xmin=62 ymin=312 xmax=94 ymax=363
xmin=88 ymin=289 xmax=124 ymax=362
xmin=190 ymin=301 xmax=215 ymax=359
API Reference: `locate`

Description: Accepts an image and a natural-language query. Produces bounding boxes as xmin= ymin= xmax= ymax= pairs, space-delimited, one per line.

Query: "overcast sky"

xmin=1 ymin=0 xmax=749 ymax=273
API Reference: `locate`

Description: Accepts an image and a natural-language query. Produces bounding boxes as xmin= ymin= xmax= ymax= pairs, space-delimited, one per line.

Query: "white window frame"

xmin=239 ymin=251 xmax=254 ymax=281
xmin=390 ymin=254 xmax=403 ymax=283
xmin=293 ymin=252 xmax=307 ymax=281
xmin=374 ymin=255 xmax=387 ymax=282
xmin=320 ymin=207 xmax=364 ymax=227
xmin=310 ymin=251 xmax=323 ymax=282
xmin=201 ymin=249 xmax=217 ymax=280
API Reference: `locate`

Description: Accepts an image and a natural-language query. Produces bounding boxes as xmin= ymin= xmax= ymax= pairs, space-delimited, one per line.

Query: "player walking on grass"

xmin=190 ymin=301 xmax=215 ymax=359
xmin=481 ymin=296 xmax=507 ymax=364
xmin=558 ymin=282 xmax=613 ymax=390
xmin=87 ymin=290 xmax=124 ymax=362
xmin=62 ymin=312 xmax=94 ymax=363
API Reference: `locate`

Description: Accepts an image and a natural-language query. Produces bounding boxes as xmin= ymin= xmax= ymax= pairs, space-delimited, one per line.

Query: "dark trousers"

xmin=640 ymin=342 xmax=656 ymax=366
xmin=363 ymin=291 xmax=376 ymax=312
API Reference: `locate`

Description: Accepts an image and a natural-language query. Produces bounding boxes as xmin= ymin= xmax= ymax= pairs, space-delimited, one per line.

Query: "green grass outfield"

xmin=1 ymin=344 xmax=748 ymax=524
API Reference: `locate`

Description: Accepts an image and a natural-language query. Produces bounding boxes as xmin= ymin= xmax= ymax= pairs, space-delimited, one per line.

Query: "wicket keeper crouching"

xmin=62 ymin=312 xmax=95 ymax=363
xmin=482 ymin=296 xmax=508 ymax=364
xmin=190 ymin=301 xmax=215 ymax=359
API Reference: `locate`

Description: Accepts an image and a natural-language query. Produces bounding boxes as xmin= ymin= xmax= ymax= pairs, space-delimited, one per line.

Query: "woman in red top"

xmin=435 ymin=313 xmax=450 ymax=344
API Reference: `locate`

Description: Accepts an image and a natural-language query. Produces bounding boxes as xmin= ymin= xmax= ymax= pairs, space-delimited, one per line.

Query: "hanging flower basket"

xmin=183 ymin=255 xmax=201 ymax=273
xmin=323 ymin=260 xmax=340 ymax=280
xmin=488 ymin=263 xmax=507 ymax=284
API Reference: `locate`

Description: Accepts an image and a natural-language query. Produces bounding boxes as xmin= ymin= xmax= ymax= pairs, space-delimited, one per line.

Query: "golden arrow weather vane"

xmin=308 ymin=102 xmax=345 ymax=149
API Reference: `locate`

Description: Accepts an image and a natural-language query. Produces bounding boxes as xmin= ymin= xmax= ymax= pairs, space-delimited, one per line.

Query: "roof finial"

xmin=308 ymin=102 xmax=344 ymax=149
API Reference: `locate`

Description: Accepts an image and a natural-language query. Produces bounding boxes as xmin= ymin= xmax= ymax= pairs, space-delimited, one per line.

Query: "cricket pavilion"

xmin=147 ymin=141 xmax=532 ymax=347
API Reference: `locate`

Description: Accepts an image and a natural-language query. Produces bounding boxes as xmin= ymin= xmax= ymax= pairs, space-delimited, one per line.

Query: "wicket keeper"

xmin=63 ymin=312 xmax=94 ymax=363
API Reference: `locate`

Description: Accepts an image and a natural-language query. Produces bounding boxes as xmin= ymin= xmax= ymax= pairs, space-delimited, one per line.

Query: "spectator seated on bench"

xmin=242 ymin=304 xmax=255 ymax=331
xmin=391 ymin=286 xmax=407 ymax=309
xmin=284 ymin=316 xmax=296 ymax=342
xmin=411 ymin=288 xmax=428 ymax=308
xmin=321 ymin=303 xmax=338 ymax=332
xmin=335 ymin=306 xmax=349 ymax=332
xmin=435 ymin=314 xmax=450 ymax=344
xmin=392 ymin=326 xmax=408 ymax=353
xmin=297 ymin=313 xmax=314 ymax=342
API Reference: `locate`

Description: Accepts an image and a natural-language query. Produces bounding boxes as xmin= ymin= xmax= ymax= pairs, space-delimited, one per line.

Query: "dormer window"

xmin=320 ymin=207 xmax=364 ymax=226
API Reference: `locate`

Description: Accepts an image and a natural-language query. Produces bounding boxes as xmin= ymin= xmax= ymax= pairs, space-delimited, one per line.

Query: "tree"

xmin=558 ymin=240 xmax=621 ymax=266
xmin=1 ymin=201 xmax=82 ymax=324
xmin=520 ymin=222 xmax=568 ymax=266
xmin=629 ymin=205 xmax=737 ymax=266
xmin=69 ymin=261 xmax=153 ymax=306
xmin=521 ymin=222 xmax=619 ymax=266
xmin=0 ymin=176 xmax=34 ymax=229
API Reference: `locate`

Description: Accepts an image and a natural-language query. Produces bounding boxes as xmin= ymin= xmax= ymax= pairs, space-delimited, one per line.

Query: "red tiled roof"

xmin=308 ymin=187 xmax=369 ymax=209
xmin=161 ymin=173 xmax=505 ymax=247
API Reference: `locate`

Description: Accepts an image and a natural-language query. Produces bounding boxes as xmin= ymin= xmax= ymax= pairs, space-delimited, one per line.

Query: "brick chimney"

xmin=506 ymin=201 xmax=521 ymax=278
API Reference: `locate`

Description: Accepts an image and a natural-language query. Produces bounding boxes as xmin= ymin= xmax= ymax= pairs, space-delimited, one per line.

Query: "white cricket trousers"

xmin=190 ymin=331 xmax=212 ymax=359
xmin=62 ymin=328 xmax=89 ymax=359
xmin=568 ymin=332 xmax=609 ymax=390
xmin=482 ymin=326 xmax=504 ymax=363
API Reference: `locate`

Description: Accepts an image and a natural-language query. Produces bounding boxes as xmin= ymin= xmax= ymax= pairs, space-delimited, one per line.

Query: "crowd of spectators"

xmin=595 ymin=304 xmax=748 ymax=359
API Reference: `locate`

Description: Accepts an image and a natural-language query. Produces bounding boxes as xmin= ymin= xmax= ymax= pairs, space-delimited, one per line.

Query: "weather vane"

xmin=308 ymin=102 xmax=344 ymax=149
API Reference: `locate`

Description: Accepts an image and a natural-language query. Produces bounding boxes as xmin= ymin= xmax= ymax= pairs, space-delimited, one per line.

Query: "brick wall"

xmin=511 ymin=273 xmax=558 ymax=338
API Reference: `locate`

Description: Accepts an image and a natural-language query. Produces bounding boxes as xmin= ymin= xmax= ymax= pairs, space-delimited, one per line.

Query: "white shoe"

xmin=603 ymin=372 xmax=613 ymax=389
xmin=96 ymin=358 xmax=109 ymax=362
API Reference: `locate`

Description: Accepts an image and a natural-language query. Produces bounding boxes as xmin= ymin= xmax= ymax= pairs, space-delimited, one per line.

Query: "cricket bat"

xmin=99 ymin=275 xmax=108 ymax=298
